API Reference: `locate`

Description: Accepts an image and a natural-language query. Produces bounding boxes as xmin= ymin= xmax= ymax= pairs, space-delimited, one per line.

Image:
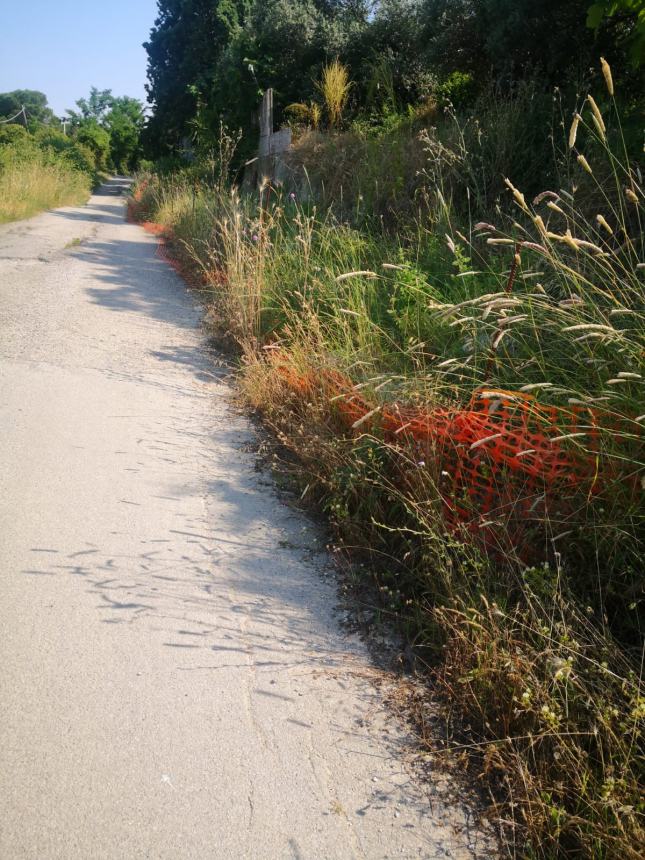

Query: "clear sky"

xmin=0 ymin=0 xmax=160 ymax=117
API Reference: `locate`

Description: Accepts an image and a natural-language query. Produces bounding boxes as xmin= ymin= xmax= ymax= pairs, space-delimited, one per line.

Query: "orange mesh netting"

xmin=137 ymin=219 xmax=637 ymax=559
xmin=267 ymin=352 xmax=633 ymax=558
xmin=127 ymin=208 xmax=190 ymax=280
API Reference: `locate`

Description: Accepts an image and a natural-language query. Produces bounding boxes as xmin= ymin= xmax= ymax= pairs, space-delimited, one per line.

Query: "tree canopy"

xmin=1 ymin=86 xmax=145 ymax=173
xmin=67 ymin=87 xmax=146 ymax=171
xmin=142 ymin=0 xmax=643 ymax=158
xmin=0 ymin=90 xmax=57 ymax=128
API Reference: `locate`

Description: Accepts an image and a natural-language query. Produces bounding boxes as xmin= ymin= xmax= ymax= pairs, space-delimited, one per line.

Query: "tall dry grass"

xmin=0 ymin=152 xmax=91 ymax=223
xmin=316 ymin=60 xmax=352 ymax=129
xmin=131 ymin=62 xmax=643 ymax=857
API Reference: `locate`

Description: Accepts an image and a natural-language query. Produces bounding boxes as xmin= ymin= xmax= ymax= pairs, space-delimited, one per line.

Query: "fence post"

xmin=258 ymin=89 xmax=273 ymax=160
xmin=249 ymin=88 xmax=292 ymax=196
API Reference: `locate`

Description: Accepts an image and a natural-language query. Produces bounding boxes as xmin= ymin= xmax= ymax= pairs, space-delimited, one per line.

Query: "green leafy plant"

xmin=587 ymin=0 xmax=645 ymax=65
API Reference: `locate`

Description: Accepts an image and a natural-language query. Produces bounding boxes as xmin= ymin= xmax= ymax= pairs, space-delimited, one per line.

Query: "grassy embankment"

xmin=130 ymin=71 xmax=643 ymax=858
xmin=0 ymin=126 xmax=96 ymax=223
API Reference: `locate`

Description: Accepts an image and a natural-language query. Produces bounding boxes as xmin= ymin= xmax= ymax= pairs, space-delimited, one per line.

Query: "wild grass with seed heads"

xmin=131 ymin=64 xmax=643 ymax=857
xmin=0 ymin=148 xmax=91 ymax=223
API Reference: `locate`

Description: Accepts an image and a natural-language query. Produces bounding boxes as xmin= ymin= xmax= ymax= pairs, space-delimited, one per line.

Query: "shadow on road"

xmin=76 ymin=237 xmax=199 ymax=327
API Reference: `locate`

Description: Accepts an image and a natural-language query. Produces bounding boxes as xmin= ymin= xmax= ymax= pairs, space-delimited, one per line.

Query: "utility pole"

xmin=60 ymin=118 xmax=69 ymax=136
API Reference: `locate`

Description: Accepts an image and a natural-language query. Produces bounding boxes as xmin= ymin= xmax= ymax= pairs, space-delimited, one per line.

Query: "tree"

xmin=66 ymin=87 xmax=114 ymax=125
xmin=65 ymin=88 xmax=145 ymax=171
xmin=75 ymin=121 xmax=111 ymax=171
xmin=348 ymin=0 xmax=433 ymax=110
xmin=0 ymin=90 xmax=56 ymax=127
xmin=105 ymin=97 xmax=145 ymax=170
xmin=143 ymin=1 xmax=244 ymax=154
xmin=141 ymin=0 xmax=641 ymax=162
xmin=587 ymin=0 xmax=645 ymax=66
xmin=418 ymin=0 xmax=638 ymax=86
xmin=142 ymin=0 xmax=371 ymax=157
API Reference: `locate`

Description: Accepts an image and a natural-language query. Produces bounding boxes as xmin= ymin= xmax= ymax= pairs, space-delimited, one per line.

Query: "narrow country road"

xmin=0 ymin=180 xmax=490 ymax=859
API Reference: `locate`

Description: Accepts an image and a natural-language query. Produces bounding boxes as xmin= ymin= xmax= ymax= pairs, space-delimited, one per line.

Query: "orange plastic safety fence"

xmin=267 ymin=352 xmax=630 ymax=558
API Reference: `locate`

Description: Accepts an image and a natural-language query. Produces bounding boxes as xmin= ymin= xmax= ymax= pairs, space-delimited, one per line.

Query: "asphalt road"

xmin=0 ymin=179 xmax=491 ymax=859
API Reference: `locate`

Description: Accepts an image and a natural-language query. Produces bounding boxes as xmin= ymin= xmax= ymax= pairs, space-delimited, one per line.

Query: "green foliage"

xmin=143 ymin=0 xmax=249 ymax=155
xmin=0 ymin=124 xmax=30 ymax=146
xmin=33 ymin=128 xmax=97 ymax=177
xmin=434 ymin=71 xmax=475 ymax=108
xmin=0 ymin=99 xmax=111 ymax=198
xmin=0 ymin=133 xmax=91 ymax=223
xmin=75 ymin=121 xmax=111 ymax=171
xmin=587 ymin=0 xmax=645 ymax=66
xmin=66 ymin=88 xmax=145 ymax=172
xmin=351 ymin=0 xmax=434 ymax=109
xmin=420 ymin=0 xmax=632 ymax=84
xmin=105 ymin=97 xmax=145 ymax=171
xmin=141 ymin=0 xmax=643 ymax=169
xmin=285 ymin=102 xmax=315 ymax=126
xmin=1 ymin=86 xmax=145 ymax=175
xmin=0 ymin=84 xmax=144 ymax=220
xmin=68 ymin=87 xmax=114 ymax=123
xmin=143 ymin=0 xmax=371 ymax=157
xmin=0 ymin=121 xmax=98 ymax=183
xmin=0 ymin=89 xmax=57 ymax=127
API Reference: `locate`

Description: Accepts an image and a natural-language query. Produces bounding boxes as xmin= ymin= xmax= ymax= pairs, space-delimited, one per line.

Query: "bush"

xmin=75 ymin=121 xmax=111 ymax=171
xmin=33 ymin=129 xmax=97 ymax=178
xmin=0 ymin=126 xmax=94 ymax=222
xmin=0 ymin=124 xmax=30 ymax=147
xmin=435 ymin=71 xmax=476 ymax=108
xmin=0 ymin=145 xmax=91 ymax=223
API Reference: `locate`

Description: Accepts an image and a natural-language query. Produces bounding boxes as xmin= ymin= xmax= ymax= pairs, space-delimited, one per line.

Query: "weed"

xmin=316 ymin=61 xmax=352 ymax=130
xmin=130 ymin=62 xmax=644 ymax=857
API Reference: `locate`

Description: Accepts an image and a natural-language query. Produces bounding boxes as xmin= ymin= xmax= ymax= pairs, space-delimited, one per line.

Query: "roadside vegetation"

xmin=0 ymin=123 xmax=93 ymax=223
xmin=0 ymin=88 xmax=144 ymax=223
xmin=134 ymin=2 xmax=644 ymax=856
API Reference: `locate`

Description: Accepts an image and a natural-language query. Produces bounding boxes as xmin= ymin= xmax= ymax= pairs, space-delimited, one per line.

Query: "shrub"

xmin=33 ymin=129 xmax=97 ymax=178
xmin=0 ymin=144 xmax=91 ymax=223
xmin=435 ymin=71 xmax=476 ymax=108
xmin=0 ymin=123 xmax=30 ymax=147
xmin=75 ymin=121 xmax=111 ymax=171
xmin=0 ymin=126 xmax=94 ymax=222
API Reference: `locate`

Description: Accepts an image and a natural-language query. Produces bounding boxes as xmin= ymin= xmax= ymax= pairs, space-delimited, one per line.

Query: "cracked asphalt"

xmin=0 ymin=179 xmax=493 ymax=859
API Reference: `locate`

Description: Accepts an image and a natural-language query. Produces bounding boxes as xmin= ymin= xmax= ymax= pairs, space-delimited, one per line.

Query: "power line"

xmin=0 ymin=106 xmax=28 ymax=125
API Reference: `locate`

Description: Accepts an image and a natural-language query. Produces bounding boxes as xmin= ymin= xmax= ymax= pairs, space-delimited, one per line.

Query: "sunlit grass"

xmin=0 ymin=155 xmax=91 ymax=223
xmin=130 ymin=62 xmax=644 ymax=856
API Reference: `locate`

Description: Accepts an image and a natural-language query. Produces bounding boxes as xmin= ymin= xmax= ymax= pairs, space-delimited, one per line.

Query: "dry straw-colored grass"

xmin=0 ymin=156 xmax=90 ymax=223
xmin=316 ymin=60 xmax=352 ymax=129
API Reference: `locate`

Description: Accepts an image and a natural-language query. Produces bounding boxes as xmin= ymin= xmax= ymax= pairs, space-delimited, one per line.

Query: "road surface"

xmin=0 ymin=180 xmax=491 ymax=858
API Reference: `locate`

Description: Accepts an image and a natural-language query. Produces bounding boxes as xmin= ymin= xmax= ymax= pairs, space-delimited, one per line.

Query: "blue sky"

xmin=0 ymin=0 xmax=159 ymax=116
